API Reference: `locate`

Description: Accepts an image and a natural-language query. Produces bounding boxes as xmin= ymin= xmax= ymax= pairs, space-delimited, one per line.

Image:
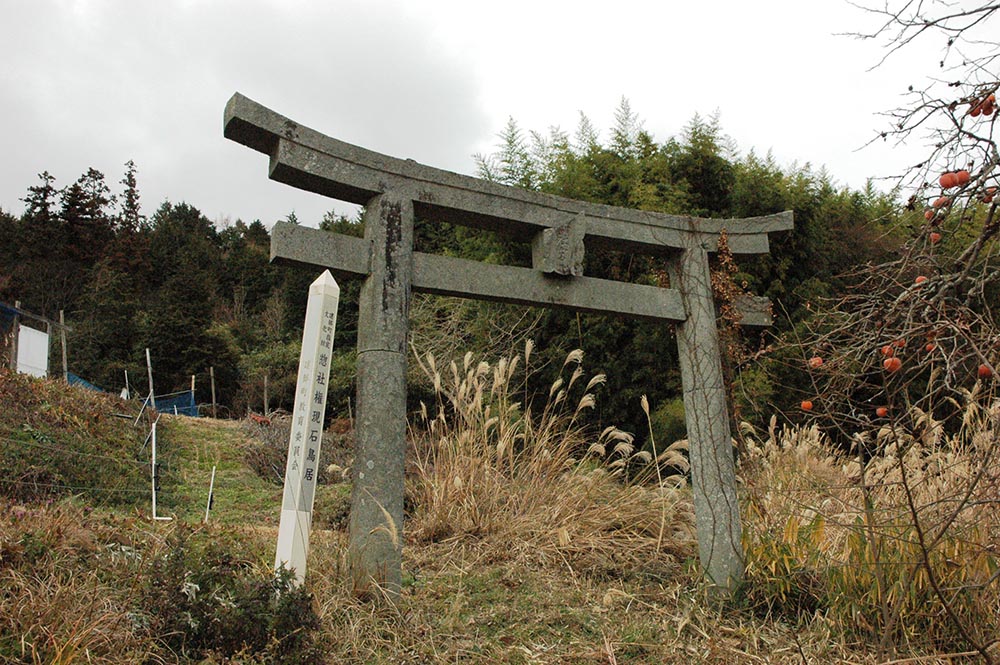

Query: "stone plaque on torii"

xmin=224 ymin=93 xmax=793 ymax=596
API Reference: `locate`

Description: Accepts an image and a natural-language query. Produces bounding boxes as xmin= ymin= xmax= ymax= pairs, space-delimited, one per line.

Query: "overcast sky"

xmin=1 ymin=0 xmax=936 ymax=229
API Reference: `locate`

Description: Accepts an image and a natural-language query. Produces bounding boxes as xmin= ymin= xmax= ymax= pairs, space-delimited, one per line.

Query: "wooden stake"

xmin=263 ymin=373 xmax=269 ymax=416
xmin=210 ymin=366 xmax=217 ymax=419
xmin=146 ymin=348 xmax=156 ymax=410
xmin=59 ymin=310 xmax=68 ymax=382
xmin=10 ymin=300 xmax=20 ymax=372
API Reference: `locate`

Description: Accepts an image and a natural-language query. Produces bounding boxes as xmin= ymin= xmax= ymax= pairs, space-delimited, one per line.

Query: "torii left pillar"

xmin=348 ymin=192 xmax=414 ymax=598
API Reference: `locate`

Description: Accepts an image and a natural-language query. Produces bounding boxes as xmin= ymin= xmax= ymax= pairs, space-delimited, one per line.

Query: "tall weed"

xmin=742 ymin=393 xmax=1000 ymax=657
xmin=408 ymin=342 xmax=695 ymax=577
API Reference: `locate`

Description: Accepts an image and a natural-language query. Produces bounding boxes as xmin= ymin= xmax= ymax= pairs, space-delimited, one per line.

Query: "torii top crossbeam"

xmin=224 ymin=93 xmax=791 ymax=255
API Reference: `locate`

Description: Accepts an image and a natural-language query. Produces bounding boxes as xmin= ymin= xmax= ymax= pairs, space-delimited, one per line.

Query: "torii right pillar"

xmin=669 ymin=240 xmax=743 ymax=592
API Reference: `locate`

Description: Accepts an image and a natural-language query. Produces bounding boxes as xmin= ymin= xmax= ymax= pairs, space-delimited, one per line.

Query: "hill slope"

xmin=2 ymin=370 xmax=991 ymax=663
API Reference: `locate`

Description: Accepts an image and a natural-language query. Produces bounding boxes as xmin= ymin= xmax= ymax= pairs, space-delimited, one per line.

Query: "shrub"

xmin=240 ymin=415 xmax=352 ymax=488
xmin=647 ymin=397 xmax=686 ymax=452
xmin=143 ymin=524 xmax=325 ymax=663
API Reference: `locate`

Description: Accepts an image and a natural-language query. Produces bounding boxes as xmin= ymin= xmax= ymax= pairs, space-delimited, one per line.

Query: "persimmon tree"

xmin=867 ymin=2 xmax=999 ymax=293
xmin=783 ymin=3 xmax=1000 ymax=660
xmin=799 ymin=1 xmax=1000 ymax=426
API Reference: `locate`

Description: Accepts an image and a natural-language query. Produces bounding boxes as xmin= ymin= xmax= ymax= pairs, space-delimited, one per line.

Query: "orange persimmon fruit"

xmin=939 ymin=172 xmax=959 ymax=189
xmin=884 ymin=356 xmax=903 ymax=372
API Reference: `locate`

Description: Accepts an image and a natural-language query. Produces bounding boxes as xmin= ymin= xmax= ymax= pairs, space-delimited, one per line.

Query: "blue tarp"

xmin=0 ymin=303 xmax=16 ymax=330
xmin=67 ymin=373 xmax=199 ymax=417
xmin=67 ymin=372 xmax=104 ymax=392
xmin=155 ymin=390 xmax=198 ymax=417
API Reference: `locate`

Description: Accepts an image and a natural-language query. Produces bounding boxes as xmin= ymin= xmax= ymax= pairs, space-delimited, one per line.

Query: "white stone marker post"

xmin=275 ymin=270 xmax=340 ymax=585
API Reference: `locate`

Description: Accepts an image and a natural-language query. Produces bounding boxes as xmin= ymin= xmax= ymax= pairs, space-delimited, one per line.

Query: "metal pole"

xmin=151 ymin=419 xmax=157 ymax=517
xmin=45 ymin=320 xmax=52 ymax=378
xmin=263 ymin=373 xmax=269 ymax=416
xmin=151 ymin=417 xmax=171 ymax=522
xmin=204 ymin=465 xmax=216 ymax=523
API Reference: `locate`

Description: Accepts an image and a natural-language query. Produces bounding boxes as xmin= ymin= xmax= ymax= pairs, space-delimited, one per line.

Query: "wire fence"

xmin=0 ymin=410 xmax=183 ymax=511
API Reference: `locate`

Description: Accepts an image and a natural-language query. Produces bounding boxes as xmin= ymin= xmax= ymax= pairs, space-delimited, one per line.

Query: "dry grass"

xmin=0 ymin=497 xmax=968 ymax=665
xmin=1 ymin=502 xmax=321 ymax=664
xmin=302 ymin=529 xmax=874 ymax=664
xmin=0 ymin=502 xmax=165 ymax=663
xmin=6 ymin=365 xmax=1000 ymax=662
xmin=407 ymin=341 xmax=694 ymax=577
xmin=741 ymin=390 xmax=1000 ymax=661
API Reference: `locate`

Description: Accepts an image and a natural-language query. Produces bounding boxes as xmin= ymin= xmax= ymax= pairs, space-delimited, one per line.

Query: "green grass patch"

xmin=154 ymin=416 xmax=283 ymax=525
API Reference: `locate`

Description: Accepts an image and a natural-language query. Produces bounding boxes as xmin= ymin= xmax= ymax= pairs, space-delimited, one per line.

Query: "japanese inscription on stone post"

xmin=275 ymin=270 xmax=340 ymax=585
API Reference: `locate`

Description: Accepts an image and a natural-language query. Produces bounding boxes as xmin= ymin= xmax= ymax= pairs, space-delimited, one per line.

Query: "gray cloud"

xmin=0 ymin=0 xmax=491 ymax=227
xmin=1 ymin=0 xmax=933 ymax=234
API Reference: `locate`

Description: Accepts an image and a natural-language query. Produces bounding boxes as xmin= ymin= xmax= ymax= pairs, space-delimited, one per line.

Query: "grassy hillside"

xmin=0 ymin=368 xmax=156 ymax=507
xmin=1 ymin=364 xmax=997 ymax=663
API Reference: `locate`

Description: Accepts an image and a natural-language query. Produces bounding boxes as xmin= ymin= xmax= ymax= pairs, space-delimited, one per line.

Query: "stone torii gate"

xmin=224 ymin=93 xmax=793 ymax=596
